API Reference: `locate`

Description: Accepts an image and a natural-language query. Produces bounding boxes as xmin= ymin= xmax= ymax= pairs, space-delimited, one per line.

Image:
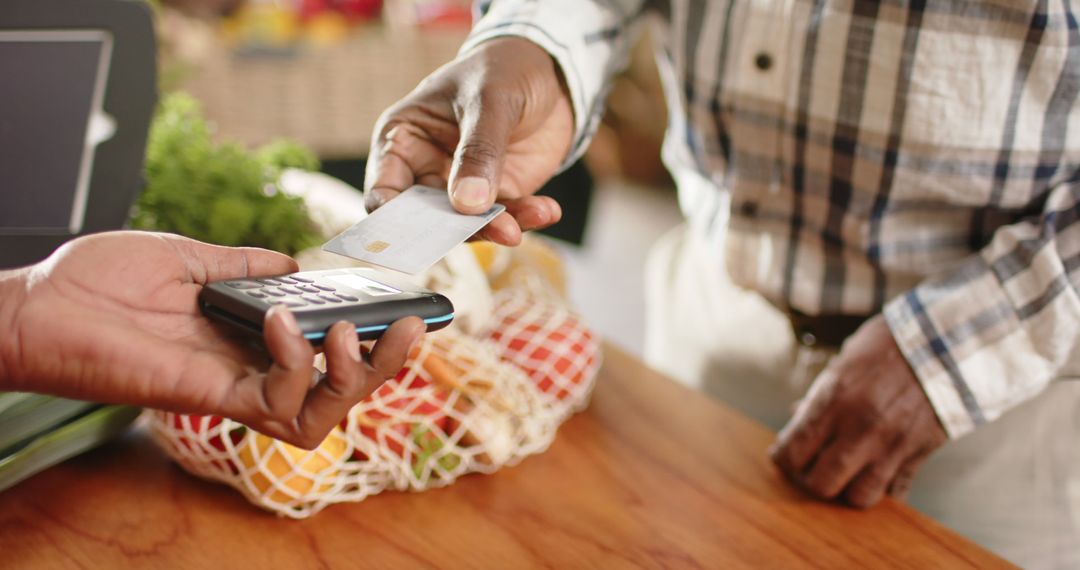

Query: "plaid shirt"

xmin=462 ymin=0 xmax=1080 ymax=439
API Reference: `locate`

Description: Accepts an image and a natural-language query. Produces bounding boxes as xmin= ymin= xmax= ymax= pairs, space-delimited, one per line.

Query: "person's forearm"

xmin=884 ymin=179 xmax=1080 ymax=438
xmin=0 ymin=268 xmax=28 ymax=387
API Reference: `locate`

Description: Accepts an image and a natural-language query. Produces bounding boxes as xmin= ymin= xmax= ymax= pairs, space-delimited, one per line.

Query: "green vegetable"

xmin=131 ymin=92 xmax=321 ymax=255
xmin=410 ymin=424 xmax=461 ymax=480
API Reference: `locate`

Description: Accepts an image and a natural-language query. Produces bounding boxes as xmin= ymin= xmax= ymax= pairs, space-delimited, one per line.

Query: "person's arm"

xmin=883 ymin=177 xmax=1080 ymax=437
xmin=364 ymin=0 xmax=647 ymax=246
xmin=0 ymin=231 xmax=425 ymax=449
xmin=770 ymin=177 xmax=1080 ymax=508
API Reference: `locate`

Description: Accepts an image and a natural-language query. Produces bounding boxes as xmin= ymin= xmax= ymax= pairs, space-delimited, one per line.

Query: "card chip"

xmin=365 ymin=240 xmax=390 ymax=253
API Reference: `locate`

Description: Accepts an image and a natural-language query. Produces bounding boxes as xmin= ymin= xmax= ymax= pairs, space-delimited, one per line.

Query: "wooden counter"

xmin=0 ymin=344 xmax=1011 ymax=568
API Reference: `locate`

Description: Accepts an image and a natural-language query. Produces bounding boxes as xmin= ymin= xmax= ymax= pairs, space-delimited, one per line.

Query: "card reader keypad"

xmin=230 ymin=277 xmax=356 ymax=308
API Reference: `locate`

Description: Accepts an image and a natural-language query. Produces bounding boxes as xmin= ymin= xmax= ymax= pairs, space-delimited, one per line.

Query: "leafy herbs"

xmin=131 ymin=92 xmax=321 ymax=255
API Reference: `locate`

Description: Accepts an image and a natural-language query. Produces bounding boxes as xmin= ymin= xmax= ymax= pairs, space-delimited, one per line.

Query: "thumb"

xmin=448 ymin=95 xmax=515 ymax=215
xmin=167 ymin=234 xmax=299 ymax=283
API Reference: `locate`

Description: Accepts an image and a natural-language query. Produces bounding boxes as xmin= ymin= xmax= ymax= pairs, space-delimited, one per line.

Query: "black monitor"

xmin=0 ymin=0 xmax=157 ymax=268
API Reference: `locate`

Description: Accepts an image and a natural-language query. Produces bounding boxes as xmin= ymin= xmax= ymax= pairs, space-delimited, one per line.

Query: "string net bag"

xmin=150 ymin=237 xmax=601 ymax=518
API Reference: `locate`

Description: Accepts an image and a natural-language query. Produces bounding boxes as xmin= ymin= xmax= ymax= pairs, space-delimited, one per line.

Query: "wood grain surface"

xmin=0 ymin=344 xmax=1012 ymax=569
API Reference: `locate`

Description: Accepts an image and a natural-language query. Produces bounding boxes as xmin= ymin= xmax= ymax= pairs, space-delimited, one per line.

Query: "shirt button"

xmin=754 ymin=52 xmax=773 ymax=71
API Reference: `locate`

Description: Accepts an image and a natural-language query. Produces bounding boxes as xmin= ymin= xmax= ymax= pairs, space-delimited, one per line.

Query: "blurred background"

xmin=157 ymin=0 xmax=682 ymax=353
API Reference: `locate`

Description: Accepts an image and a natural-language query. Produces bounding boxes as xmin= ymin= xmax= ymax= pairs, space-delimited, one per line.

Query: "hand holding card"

xmin=323 ymin=186 xmax=505 ymax=274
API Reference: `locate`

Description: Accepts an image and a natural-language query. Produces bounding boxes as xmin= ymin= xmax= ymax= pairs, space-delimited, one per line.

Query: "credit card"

xmin=322 ymin=185 xmax=505 ymax=274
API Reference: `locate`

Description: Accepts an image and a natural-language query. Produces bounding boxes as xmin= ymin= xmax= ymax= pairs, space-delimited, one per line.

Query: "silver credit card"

xmin=322 ymin=185 xmax=505 ymax=274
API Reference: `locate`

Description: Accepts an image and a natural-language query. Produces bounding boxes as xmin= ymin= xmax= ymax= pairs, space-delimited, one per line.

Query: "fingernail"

xmin=408 ymin=332 xmax=424 ymax=357
xmin=270 ymin=306 xmax=301 ymax=336
xmin=366 ymin=188 xmax=392 ymax=210
xmin=344 ymin=324 xmax=362 ymax=362
xmin=451 ymin=177 xmax=490 ymax=209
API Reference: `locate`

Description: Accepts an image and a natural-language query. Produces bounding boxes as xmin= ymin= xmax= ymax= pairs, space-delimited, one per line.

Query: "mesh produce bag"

xmin=150 ymin=238 xmax=601 ymax=518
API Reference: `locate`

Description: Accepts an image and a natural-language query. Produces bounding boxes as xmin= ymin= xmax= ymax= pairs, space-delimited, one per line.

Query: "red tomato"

xmin=488 ymin=303 xmax=597 ymax=401
xmin=168 ymin=413 xmax=244 ymax=474
xmin=170 ymin=413 xmax=239 ymax=452
xmin=346 ymin=367 xmax=452 ymax=468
